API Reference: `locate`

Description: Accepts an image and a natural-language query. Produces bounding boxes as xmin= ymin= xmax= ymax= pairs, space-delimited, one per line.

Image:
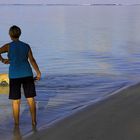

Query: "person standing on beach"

xmin=0 ymin=25 xmax=41 ymax=126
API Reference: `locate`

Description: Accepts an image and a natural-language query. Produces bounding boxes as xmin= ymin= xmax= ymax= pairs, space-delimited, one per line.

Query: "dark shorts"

xmin=9 ymin=76 xmax=36 ymax=100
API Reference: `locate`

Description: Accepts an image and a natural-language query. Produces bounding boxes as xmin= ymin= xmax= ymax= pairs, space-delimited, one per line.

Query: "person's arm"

xmin=28 ymin=47 xmax=41 ymax=80
xmin=0 ymin=44 xmax=9 ymax=64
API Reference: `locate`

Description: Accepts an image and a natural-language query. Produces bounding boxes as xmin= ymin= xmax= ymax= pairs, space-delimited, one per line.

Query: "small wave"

xmin=36 ymin=73 xmax=131 ymax=90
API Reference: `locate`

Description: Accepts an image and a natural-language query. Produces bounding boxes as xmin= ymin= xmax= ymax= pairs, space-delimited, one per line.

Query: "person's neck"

xmin=12 ymin=38 xmax=19 ymax=41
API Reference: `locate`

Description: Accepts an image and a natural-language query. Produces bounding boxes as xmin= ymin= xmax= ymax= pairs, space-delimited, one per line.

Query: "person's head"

xmin=9 ymin=25 xmax=21 ymax=40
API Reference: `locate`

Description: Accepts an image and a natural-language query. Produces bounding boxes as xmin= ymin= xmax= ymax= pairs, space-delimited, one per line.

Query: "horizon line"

xmin=0 ymin=3 xmax=140 ymax=6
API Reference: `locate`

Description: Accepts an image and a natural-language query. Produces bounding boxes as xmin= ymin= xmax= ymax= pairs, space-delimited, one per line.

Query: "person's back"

xmin=8 ymin=40 xmax=33 ymax=78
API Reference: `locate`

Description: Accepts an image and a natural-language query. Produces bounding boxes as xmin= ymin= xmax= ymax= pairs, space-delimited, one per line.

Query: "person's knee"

xmin=12 ymin=99 xmax=20 ymax=104
xmin=27 ymin=97 xmax=35 ymax=104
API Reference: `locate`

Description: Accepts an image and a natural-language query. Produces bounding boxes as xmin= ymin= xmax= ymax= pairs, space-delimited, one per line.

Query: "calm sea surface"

xmin=0 ymin=5 xmax=140 ymax=139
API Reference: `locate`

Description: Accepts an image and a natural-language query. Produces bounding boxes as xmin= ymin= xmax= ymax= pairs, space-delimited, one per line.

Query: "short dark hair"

xmin=9 ymin=25 xmax=21 ymax=39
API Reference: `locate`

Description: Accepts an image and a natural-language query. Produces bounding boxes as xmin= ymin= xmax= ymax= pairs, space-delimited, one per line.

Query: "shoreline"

xmin=23 ymin=81 xmax=140 ymax=140
xmin=23 ymin=83 xmax=132 ymax=137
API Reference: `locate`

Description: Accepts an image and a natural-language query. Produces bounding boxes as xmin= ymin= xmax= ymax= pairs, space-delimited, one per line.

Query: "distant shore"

xmin=24 ymin=82 xmax=140 ymax=140
xmin=0 ymin=3 xmax=140 ymax=6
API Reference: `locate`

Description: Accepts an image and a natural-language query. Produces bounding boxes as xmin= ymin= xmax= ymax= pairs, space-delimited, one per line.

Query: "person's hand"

xmin=34 ymin=72 xmax=41 ymax=81
xmin=2 ymin=59 xmax=9 ymax=64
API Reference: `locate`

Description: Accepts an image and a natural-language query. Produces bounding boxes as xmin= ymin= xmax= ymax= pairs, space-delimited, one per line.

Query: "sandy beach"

xmin=24 ymin=82 xmax=140 ymax=140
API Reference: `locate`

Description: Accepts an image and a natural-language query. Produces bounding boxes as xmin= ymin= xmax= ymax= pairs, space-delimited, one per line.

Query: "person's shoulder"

xmin=5 ymin=41 xmax=13 ymax=45
xmin=20 ymin=41 xmax=30 ymax=48
xmin=9 ymin=41 xmax=15 ymax=47
xmin=19 ymin=40 xmax=28 ymax=45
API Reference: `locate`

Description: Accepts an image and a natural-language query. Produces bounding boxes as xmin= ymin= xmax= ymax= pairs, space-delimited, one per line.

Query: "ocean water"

xmin=0 ymin=5 xmax=140 ymax=139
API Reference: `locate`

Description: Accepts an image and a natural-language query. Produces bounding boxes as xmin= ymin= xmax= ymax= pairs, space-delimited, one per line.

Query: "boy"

xmin=0 ymin=25 xmax=41 ymax=126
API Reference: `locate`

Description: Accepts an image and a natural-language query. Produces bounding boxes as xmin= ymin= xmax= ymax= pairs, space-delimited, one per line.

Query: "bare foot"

xmin=32 ymin=121 xmax=37 ymax=126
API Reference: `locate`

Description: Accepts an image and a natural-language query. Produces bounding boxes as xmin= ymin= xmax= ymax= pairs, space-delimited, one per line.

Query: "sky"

xmin=0 ymin=0 xmax=140 ymax=4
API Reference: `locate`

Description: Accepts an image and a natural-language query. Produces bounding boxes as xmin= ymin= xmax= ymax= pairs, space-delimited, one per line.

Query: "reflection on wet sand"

xmin=12 ymin=126 xmax=22 ymax=140
xmin=12 ymin=125 xmax=38 ymax=140
xmin=0 ymin=86 xmax=9 ymax=94
xmin=0 ymin=74 xmax=9 ymax=84
xmin=0 ymin=73 xmax=9 ymax=94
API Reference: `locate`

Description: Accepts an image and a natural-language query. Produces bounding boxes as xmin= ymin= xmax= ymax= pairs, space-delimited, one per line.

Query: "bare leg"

xmin=12 ymin=99 xmax=21 ymax=126
xmin=27 ymin=97 xmax=37 ymax=126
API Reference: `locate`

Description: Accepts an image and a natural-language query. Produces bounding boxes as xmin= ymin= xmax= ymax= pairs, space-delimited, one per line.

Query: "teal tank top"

xmin=8 ymin=40 xmax=33 ymax=79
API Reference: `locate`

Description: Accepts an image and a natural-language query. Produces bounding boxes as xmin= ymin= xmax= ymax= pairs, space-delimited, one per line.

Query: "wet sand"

xmin=24 ymin=82 xmax=140 ymax=140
